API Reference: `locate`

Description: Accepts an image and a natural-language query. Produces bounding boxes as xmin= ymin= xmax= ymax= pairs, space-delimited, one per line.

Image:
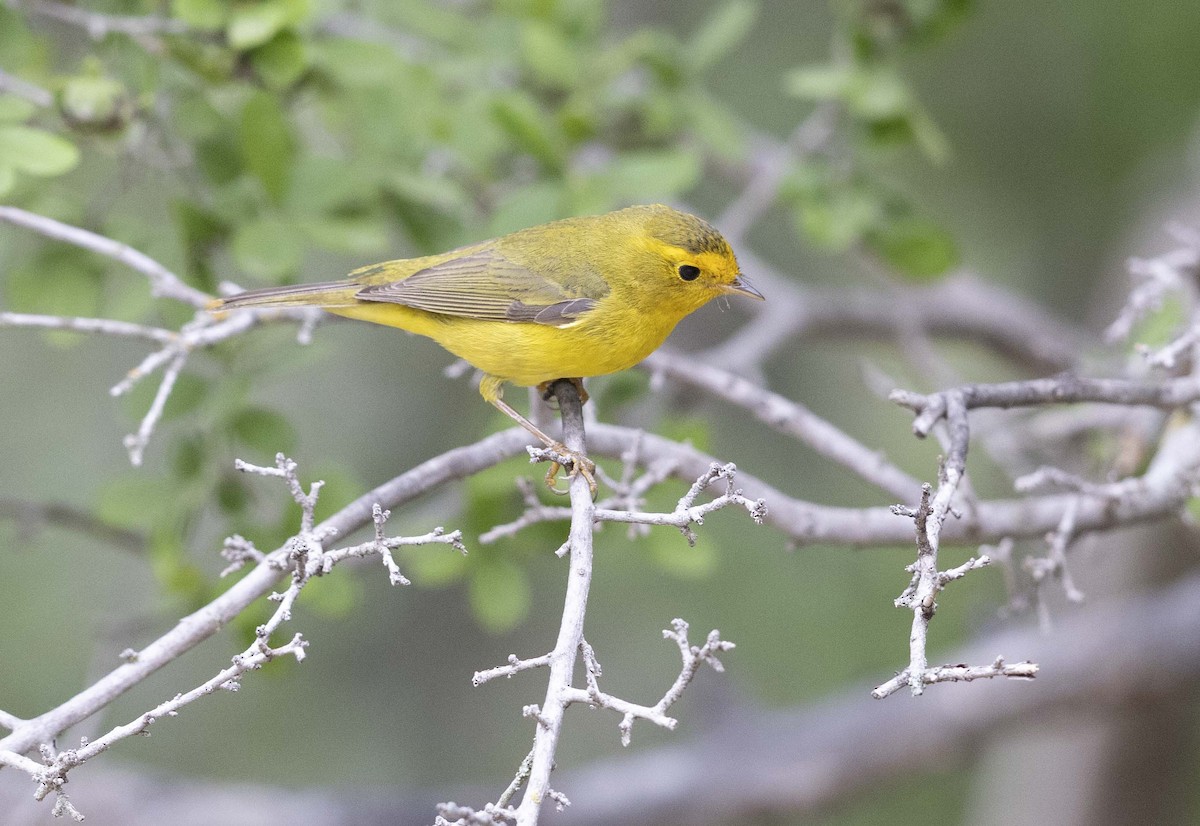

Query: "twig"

xmin=871 ymin=656 xmax=1038 ymax=701
xmin=875 ymin=387 xmax=1033 ymax=698
xmin=0 ymin=68 xmax=53 ymax=106
xmin=10 ymin=0 xmax=189 ymax=39
xmin=0 ymin=311 xmax=177 ymax=343
xmin=646 ymin=350 xmax=920 ymax=500
xmin=561 ymin=620 xmax=733 ymax=747
xmin=592 ymin=463 xmax=765 ymax=546
xmin=0 ymin=206 xmax=211 ymax=307
xmin=1106 ymin=244 xmax=1200 ymax=344
xmin=697 ymin=267 xmax=1083 ymax=376
xmin=0 ymin=455 xmax=462 ymax=818
xmin=509 ymin=379 xmax=594 ymax=825
xmin=480 ymin=462 xmax=766 ymax=548
xmin=0 ymin=498 xmax=144 ymax=554
xmin=892 ymin=375 xmax=1200 ymax=435
xmin=3 ymin=415 xmax=1197 ymax=765
xmin=122 ymin=350 xmax=186 ymax=467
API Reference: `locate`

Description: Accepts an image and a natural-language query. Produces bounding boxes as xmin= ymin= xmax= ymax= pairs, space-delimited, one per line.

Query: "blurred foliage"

xmin=0 ymin=0 xmax=965 ymax=622
xmin=784 ymin=0 xmax=967 ymax=278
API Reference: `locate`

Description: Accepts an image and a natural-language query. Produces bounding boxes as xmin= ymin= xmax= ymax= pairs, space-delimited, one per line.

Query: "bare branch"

xmin=1106 ymin=243 xmax=1200 ymax=344
xmin=3 ymin=411 xmax=1196 ymax=772
xmin=892 ymin=375 xmax=1200 ymax=437
xmin=481 ymin=462 xmax=765 ymax=548
xmin=563 ymin=620 xmax=734 ymax=747
xmin=0 ymin=311 xmax=177 ymax=343
xmin=1 ymin=455 xmax=461 ymax=818
xmin=510 ymin=379 xmax=594 ymax=824
xmin=122 ymin=351 xmax=186 ymax=467
xmin=646 ymin=350 xmax=921 ymax=500
xmin=593 ymin=463 xmax=765 ymax=546
xmin=473 ymin=653 xmax=554 ymax=687
xmin=0 ymin=498 xmax=144 ymax=554
xmin=0 ymin=206 xmax=210 ymax=308
xmin=698 ymin=266 xmax=1084 ymax=376
xmin=0 ymin=68 xmax=52 ymax=106
xmin=10 ymin=0 xmax=189 ymax=38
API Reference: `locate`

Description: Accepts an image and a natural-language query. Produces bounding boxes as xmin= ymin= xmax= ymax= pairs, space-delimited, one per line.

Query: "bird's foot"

xmin=533 ymin=442 xmax=597 ymax=497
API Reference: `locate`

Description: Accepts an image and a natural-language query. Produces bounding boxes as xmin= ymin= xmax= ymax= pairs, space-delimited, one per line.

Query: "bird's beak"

xmin=724 ymin=274 xmax=765 ymax=301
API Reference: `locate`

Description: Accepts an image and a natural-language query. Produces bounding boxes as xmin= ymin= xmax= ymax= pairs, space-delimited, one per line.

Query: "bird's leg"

xmin=482 ymin=377 xmax=596 ymax=496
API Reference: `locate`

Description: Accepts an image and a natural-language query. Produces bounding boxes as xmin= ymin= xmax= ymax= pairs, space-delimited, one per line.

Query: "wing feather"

xmin=354 ymin=249 xmax=603 ymax=327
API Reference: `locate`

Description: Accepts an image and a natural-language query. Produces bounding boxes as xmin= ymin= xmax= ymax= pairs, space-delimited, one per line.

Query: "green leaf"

xmin=287 ymin=155 xmax=371 ymax=215
xmin=906 ymin=107 xmax=950 ymax=164
xmin=301 ymin=214 xmax=390 ymax=255
xmin=491 ymin=91 xmax=566 ymax=171
xmin=231 ymin=215 xmax=303 ymax=279
xmin=0 ymin=94 xmax=36 ymax=122
xmin=171 ymin=433 xmax=207 ymax=480
xmin=866 ymin=216 xmax=959 ymax=279
xmin=689 ymin=0 xmax=758 ymax=71
xmin=598 ymin=148 xmax=702 ymax=201
xmin=162 ymin=373 xmax=209 ymax=421
xmin=0 ymin=163 xmax=13 ymax=196
xmin=120 ymin=372 xmax=209 ymax=426
xmin=228 ymin=1 xmax=290 ymax=50
xmin=387 ymin=171 xmax=472 ymax=220
xmin=197 ymin=135 xmax=243 ymax=186
xmin=846 ymin=68 xmax=912 ymax=120
xmin=659 ymin=416 xmax=712 ymax=454
xmin=225 ymin=0 xmax=307 ymax=42
xmin=468 ymin=560 xmax=530 ymax=633
xmin=307 ymin=38 xmax=410 ymax=88
xmin=521 ymin=20 xmax=581 ymax=88
xmin=0 ymin=125 xmax=80 ymax=176
xmin=239 ymin=91 xmax=295 ymax=203
xmin=58 ymin=74 xmax=130 ymax=132
xmin=786 ymin=64 xmax=853 ymax=100
xmin=251 ymin=30 xmax=309 ymax=89
xmin=171 ymin=0 xmax=227 ymax=31
xmin=230 ymin=406 xmax=298 ymax=455
xmin=796 ymin=186 xmax=882 ymax=250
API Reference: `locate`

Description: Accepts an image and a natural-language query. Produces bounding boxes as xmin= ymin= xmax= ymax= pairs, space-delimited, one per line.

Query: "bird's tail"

xmin=210 ymin=280 xmax=361 ymax=312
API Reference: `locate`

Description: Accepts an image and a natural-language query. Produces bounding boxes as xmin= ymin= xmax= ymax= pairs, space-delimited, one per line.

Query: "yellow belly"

xmin=329 ymin=301 xmax=673 ymax=387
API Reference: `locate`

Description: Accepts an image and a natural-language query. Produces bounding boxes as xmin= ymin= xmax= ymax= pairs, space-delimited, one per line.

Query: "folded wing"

xmin=354 ymin=249 xmax=605 ymax=327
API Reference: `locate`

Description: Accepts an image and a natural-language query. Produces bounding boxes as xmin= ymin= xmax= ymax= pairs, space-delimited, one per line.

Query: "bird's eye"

xmin=678 ymin=264 xmax=700 ymax=281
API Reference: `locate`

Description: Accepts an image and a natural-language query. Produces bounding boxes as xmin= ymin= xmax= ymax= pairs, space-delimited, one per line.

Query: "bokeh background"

xmin=2 ymin=1 xmax=1200 ymax=823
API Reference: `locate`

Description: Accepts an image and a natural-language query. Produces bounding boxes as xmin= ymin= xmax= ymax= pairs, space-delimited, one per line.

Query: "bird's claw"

xmin=543 ymin=445 xmax=597 ymax=498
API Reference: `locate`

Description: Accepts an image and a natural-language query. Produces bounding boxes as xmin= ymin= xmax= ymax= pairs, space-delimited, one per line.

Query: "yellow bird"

xmin=215 ymin=204 xmax=763 ymax=493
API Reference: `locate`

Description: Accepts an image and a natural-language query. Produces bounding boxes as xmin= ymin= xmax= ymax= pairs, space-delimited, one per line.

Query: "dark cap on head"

xmin=632 ymin=205 xmax=734 ymax=258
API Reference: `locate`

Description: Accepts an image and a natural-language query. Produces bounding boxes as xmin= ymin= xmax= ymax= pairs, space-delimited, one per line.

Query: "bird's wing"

xmin=353 ymin=248 xmax=605 ymax=327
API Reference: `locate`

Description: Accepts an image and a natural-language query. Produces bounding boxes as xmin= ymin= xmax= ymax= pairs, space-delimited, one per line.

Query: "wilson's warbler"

xmin=215 ymin=204 xmax=762 ymax=493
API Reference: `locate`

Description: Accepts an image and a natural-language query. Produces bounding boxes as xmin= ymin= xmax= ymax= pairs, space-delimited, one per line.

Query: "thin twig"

xmin=0 ymin=206 xmax=211 ymax=307
xmin=10 ymin=0 xmax=189 ymax=38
